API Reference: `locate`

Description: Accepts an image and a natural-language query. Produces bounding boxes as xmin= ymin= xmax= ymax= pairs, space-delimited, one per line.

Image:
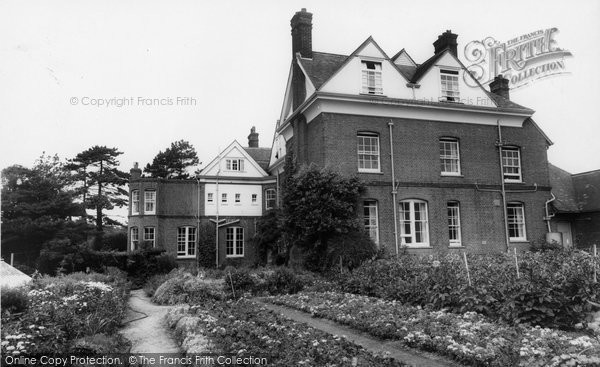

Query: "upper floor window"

xmin=361 ymin=61 xmax=382 ymax=95
xmin=226 ymin=227 xmax=244 ymax=257
xmin=265 ymin=189 xmax=276 ymax=210
xmin=439 ymin=138 xmax=461 ymax=175
xmin=221 ymin=193 xmax=228 ymax=204
xmin=131 ymin=190 xmax=139 ymax=214
xmin=501 ymin=147 xmax=522 ymax=182
xmin=235 ymin=193 xmax=241 ymax=204
xmin=251 ymin=194 xmax=258 ymax=204
xmin=399 ymin=200 xmax=429 ymax=247
xmin=507 ymin=202 xmax=527 ymax=241
xmin=130 ymin=227 xmax=139 ymax=251
xmin=207 ymin=192 xmax=214 ymax=204
xmin=144 ymin=227 xmax=155 ymax=248
xmin=363 ymin=200 xmax=379 ymax=245
xmin=440 ymin=69 xmax=459 ymax=102
xmin=357 ymin=133 xmax=380 ymax=173
xmin=225 ymin=159 xmax=244 ymax=172
xmin=144 ymin=190 xmax=156 ymax=214
xmin=447 ymin=202 xmax=462 ymax=247
xmin=177 ymin=226 xmax=196 ymax=258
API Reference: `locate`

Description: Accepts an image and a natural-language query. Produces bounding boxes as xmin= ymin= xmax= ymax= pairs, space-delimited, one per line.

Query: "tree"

xmin=1 ymin=153 xmax=86 ymax=265
xmin=281 ymin=163 xmax=364 ymax=267
xmin=68 ymin=146 xmax=129 ymax=233
xmin=144 ymin=140 xmax=200 ymax=179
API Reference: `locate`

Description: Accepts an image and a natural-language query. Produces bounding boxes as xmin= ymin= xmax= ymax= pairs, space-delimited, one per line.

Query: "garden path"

xmin=257 ymin=301 xmax=464 ymax=367
xmin=121 ymin=289 xmax=180 ymax=355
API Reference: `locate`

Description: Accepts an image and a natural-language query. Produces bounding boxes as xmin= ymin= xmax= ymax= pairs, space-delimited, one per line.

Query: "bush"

xmin=197 ymin=223 xmax=216 ymax=268
xmin=152 ymin=269 xmax=225 ymax=304
xmin=340 ymin=249 xmax=600 ymax=329
xmin=322 ymin=230 xmax=378 ymax=271
xmin=100 ymin=231 xmax=128 ymax=251
xmin=1 ymin=287 xmax=28 ymax=313
xmin=224 ymin=267 xmax=316 ymax=297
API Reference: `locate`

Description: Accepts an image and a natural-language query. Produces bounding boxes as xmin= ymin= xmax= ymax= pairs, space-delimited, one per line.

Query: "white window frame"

xmin=357 ymin=133 xmax=381 ymax=173
xmin=507 ymin=202 xmax=527 ymax=242
xmin=144 ymin=190 xmax=156 ymax=214
xmin=235 ymin=193 xmax=241 ymax=204
xmin=144 ymin=227 xmax=155 ymax=248
xmin=226 ymin=227 xmax=244 ymax=258
xmin=207 ymin=192 xmax=214 ymax=204
xmin=225 ymin=158 xmax=245 ymax=172
xmin=447 ymin=202 xmax=462 ymax=247
xmin=130 ymin=227 xmax=139 ymax=251
xmin=439 ymin=138 xmax=461 ymax=176
xmin=399 ymin=199 xmax=430 ymax=247
xmin=440 ymin=69 xmax=460 ymax=102
xmin=361 ymin=60 xmax=383 ymax=95
xmin=363 ymin=200 xmax=379 ymax=245
xmin=131 ymin=190 xmax=139 ymax=215
xmin=501 ymin=147 xmax=522 ymax=182
xmin=251 ymin=194 xmax=258 ymax=205
xmin=177 ymin=226 xmax=196 ymax=258
xmin=265 ymin=189 xmax=276 ymax=210
xmin=221 ymin=193 xmax=228 ymax=204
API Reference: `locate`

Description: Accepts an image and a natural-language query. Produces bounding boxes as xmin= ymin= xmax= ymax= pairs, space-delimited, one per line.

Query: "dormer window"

xmin=440 ymin=69 xmax=459 ymax=102
xmin=361 ymin=61 xmax=382 ymax=95
xmin=225 ymin=159 xmax=244 ymax=172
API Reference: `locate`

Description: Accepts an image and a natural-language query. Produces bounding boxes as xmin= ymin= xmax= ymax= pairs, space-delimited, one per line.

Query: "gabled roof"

xmin=200 ymin=140 xmax=269 ymax=177
xmin=410 ymin=52 xmax=445 ymax=82
xmin=244 ymin=147 xmax=271 ymax=171
xmin=0 ymin=261 xmax=31 ymax=288
xmin=391 ymin=48 xmax=417 ymax=66
xmin=572 ymin=169 xmax=600 ymax=212
xmin=298 ymin=52 xmax=348 ymax=89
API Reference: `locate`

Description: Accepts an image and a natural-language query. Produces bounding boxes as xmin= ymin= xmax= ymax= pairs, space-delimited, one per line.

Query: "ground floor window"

xmin=363 ymin=200 xmax=379 ymax=245
xmin=399 ymin=200 xmax=429 ymax=247
xmin=144 ymin=227 xmax=155 ymax=248
xmin=507 ymin=202 xmax=527 ymax=241
xmin=226 ymin=227 xmax=244 ymax=257
xmin=130 ymin=227 xmax=139 ymax=250
xmin=177 ymin=226 xmax=196 ymax=257
xmin=447 ymin=202 xmax=462 ymax=247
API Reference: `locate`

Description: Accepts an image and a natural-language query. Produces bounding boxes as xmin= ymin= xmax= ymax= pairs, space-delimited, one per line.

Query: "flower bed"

xmin=165 ymin=298 xmax=406 ymax=366
xmin=1 ymin=270 xmax=130 ymax=356
xmin=340 ymin=250 xmax=600 ymax=329
xmin=266 ymin=292 xmax=600 ymax=366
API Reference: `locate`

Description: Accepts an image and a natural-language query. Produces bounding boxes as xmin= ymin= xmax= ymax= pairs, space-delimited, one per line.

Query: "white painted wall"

xmin=204 ymin=183 xmax=263 ymax=216
xmin=394 ymin=51 xmax=415 ymax=66
xmin=202 ymin=144 xmax=267 ymax=178
xmin=414 ymin=53 xmax=495 ymax=108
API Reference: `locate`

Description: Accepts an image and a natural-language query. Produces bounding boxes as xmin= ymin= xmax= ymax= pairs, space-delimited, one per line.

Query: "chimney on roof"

xmin=291 ymin=8 xmax=313 ymax=59
xmin=490 ymin=74 xmax=510 ymax=100
xmin=248 ymin=126 xmax=259 ymax=148
xmin=433 ymin=30 xmax=458 ymax=57
xmin=130 ymin=162 xmax=141 ymax=180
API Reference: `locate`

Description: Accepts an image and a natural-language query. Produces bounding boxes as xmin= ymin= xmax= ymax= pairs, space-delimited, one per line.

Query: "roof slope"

xmin=572 ymin=169 xmax=600 ymax=212
xmin=549 ymin=163 xmax=580 ymax=212
xmin=298 ymin=52 xmax=348 ymax=89
xmin=0 ymin=261 xmax=31 ymax=288
xmin=244 ymin=147 xmax=271 ymax=171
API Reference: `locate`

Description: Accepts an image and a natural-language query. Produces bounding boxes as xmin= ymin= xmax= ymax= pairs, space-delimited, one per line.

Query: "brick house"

xmin=269 ymin=9 xmax=554 ymax=255
xmin=127 ymin=128 xmax=275 ymax=266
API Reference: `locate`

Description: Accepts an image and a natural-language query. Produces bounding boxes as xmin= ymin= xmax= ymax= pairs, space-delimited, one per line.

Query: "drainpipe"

xmin=545 ymin=192 xmax=556 ymax=232
xmin=496 ymin=119 xmax=510 ymax=252
xmin=388 ymin=121 xmax=399 ymax=256
xmin=215 ymin=153 xmax=221 ymax=268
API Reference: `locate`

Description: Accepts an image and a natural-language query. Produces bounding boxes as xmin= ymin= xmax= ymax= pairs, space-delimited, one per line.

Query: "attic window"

xmin=440 ymin=69 xmax=459 ymax=102
xmin=361 ymin=61 xmax=382 ymax=95
xmin=225 ymin=158 xmax=244 ymax=172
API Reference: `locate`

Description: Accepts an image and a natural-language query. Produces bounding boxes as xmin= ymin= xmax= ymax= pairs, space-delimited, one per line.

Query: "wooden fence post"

xmin=463 ymin=252 xmax=472 ymax=287
xmin=514 ymin=247 xmax=520 ymax=279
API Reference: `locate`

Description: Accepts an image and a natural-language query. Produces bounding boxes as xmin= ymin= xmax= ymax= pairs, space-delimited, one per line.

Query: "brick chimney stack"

xmin=291 ymin=8 xmax=313 ymax=59
xmin=433 ymin=30 xmax=458 ymax=57
xmin=130 ymin=162 xmax=141 ymax=180
xmin=248 ymin=126 xmax=259 ymax=148
xmin=490 ymin=75 xmax=510 ymax=100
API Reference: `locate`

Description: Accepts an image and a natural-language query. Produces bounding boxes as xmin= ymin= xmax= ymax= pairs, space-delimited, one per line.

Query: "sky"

xmin=1 ymin=0 xmax=599 ymax=181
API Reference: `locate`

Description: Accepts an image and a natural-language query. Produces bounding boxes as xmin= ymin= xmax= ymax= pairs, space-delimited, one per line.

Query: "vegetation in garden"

xmin=166 ymin=298 xmax=406 ymax=366
xmin=1 ymin=269 xmax=131 ymax=356
xmin=340 ymin=250 xmax=600 ymax=330
xmin=266 ymin=291 xmax=600 ymax=367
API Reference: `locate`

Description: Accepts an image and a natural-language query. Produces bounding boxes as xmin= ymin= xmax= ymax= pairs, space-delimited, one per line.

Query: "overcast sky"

xmin=1 ymin=0 xmax=599 ymax=180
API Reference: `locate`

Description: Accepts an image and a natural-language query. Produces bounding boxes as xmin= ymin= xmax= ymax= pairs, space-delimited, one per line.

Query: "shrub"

xmin=322 ymin=230 xmax=378 ymax=271
xmin=100 ymin=231 xmax=128 ymax=251
xmin=1 ymin=286 xmax=28 ymax=313
xmin=197 ymin=223 xmax=216 ymax=268
xmin=152 ymin=269 xmax=225 ymax=304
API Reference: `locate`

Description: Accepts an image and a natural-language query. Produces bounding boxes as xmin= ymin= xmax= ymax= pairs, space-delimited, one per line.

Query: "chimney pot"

xmin=490 ymin=74 xmax=510 ymax=100
xmin=433 ymin=30 xmax=458 ymax=57
xmin=291 ymin=8 xmax=313 ymax=59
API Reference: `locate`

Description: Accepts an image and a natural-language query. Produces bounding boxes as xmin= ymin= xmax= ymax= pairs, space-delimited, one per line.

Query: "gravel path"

xmin=120 ymin=289 xmax=180 ymax=354
xmin=258 ymin=300 xmax=463 ymax=367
